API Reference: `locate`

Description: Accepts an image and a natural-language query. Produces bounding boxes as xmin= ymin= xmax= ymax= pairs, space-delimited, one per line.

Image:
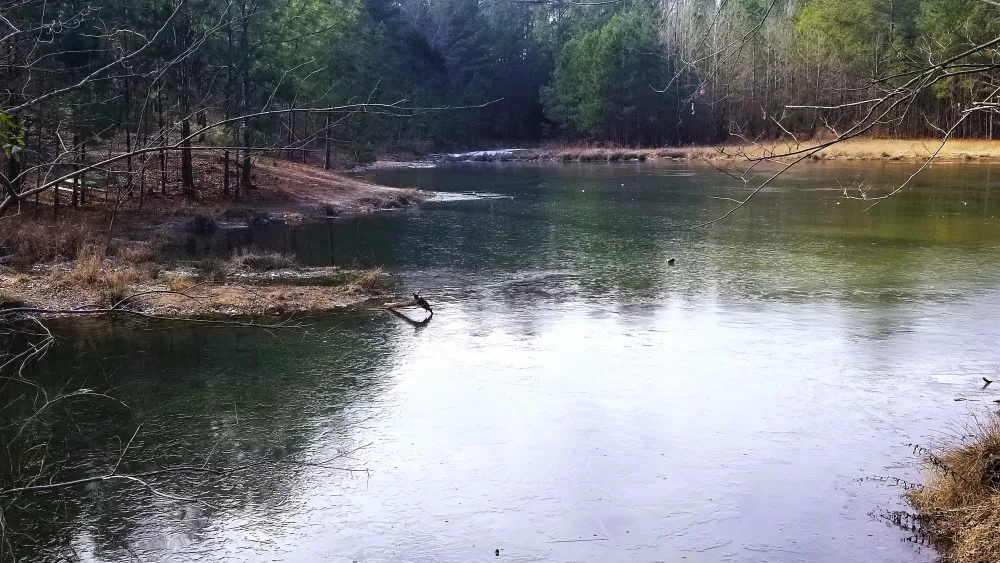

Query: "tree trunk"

xmin=158 ymin=88 xmax=167 ymax=195
xmin=324 ymin=113 xmax=332 ymax=170
xmin=179 ymin=0 xmax=195 ymax=199
xmin=181 ymin=117 xmax=195 ymax=198
xmin=239 ymin=0 xmax=252 ymax=194
xmin=124 ymin=77 xmax=134 ymax=202
xmin=79 ymin=141 xmax=87 ymax=206
xmin=224 ymin=20 xmax=234 ymax=198
xmin=71 ymin=133 xmax=79 ymax=208
xmin=197 ymin=109 xmax=207 ymax=142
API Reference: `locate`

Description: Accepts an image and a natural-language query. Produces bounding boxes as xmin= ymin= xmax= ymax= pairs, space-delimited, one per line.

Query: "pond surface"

xmin=12 ymin=160 xmax=1000 ymax=562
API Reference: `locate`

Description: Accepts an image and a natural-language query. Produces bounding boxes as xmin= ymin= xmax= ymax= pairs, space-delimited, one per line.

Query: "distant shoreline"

xmin=394 ymin=139 xmax=1000 ymax=166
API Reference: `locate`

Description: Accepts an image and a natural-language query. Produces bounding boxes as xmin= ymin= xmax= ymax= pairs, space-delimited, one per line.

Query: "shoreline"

xmin=10 ymin=137 xmax=999 ymax=321
xmin=137 ymin=155 xmax=426 ymax=228
xmin=0 ymin=260 xmax=391 ymax=320
xmin=0 ymin=157 xmax=424 ymax=320
xmin=396 ymin=138 xmax=1000 ymax=166
xmin=907 ymin=408 xmax=1000 ymax=563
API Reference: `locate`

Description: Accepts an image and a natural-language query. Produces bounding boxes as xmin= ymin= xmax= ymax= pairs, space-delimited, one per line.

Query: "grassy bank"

xmin=908 ymin=410 xmax=1000 ymax=563
xmin=0 ymin=155 xmax=423 ymax=318
xmin=0 ymin=224 xmax=391 ymax=317
xmin=438 ymin=139 xmax=1000 ymax=164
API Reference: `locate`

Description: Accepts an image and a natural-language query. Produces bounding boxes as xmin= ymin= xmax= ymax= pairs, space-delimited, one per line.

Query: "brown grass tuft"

xmin=105 ymin=265 xmax=145 ymax=286
xmin=229 ymin=248 xmax=296 ymax=271
xmin=69 ymin=246 xmax=104 ymax=284
xmin=350 ymin=267 xmax=386 ymax=293
xmin=116 ymin=243 xmax=158 ymax=265
xmin=908 ymin=411 xmax=1000 ymax=563
xmin=167 ymin=275 xmax=194 ymax=292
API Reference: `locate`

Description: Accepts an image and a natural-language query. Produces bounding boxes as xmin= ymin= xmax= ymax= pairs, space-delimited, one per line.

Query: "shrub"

xmin=185 ymin=214 xmax=217 ymax=236
xmin=353 ymin=146 xmax=377 ymax=166
xmin=0 ymin=215 xmax=102 ymax=265
xmin=194 ymin=258 xmax=228 ymax=282
xmin=98 ymin=281 xmax=133 ymax=309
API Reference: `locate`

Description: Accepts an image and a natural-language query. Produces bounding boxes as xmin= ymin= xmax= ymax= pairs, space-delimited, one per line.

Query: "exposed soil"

xmin=253 ymin=157 xmax=422 ymax=216
xmin=110 ymin=154 xmax=425 ymax=228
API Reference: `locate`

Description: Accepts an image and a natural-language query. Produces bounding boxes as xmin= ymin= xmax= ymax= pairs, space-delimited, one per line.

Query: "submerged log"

xmin=383 ymin=293 xmax=432 ymax=312
xmin=384 ymin=294 xmax=433 ymax=327
xmin=384 ymin=298 xmax=417 ymax=308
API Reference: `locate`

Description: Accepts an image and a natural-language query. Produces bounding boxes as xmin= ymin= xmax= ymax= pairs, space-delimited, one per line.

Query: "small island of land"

xmin=0 ymin=154 xmax=423 ymax=319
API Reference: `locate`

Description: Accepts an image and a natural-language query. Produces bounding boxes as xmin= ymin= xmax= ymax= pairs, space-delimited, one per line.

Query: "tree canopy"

xmin=2 ymin=0 xmax=1000 ymax=204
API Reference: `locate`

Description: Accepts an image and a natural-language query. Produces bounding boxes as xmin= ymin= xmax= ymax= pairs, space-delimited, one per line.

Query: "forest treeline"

xmin=2 ymin=0 xmax=999 ymax=204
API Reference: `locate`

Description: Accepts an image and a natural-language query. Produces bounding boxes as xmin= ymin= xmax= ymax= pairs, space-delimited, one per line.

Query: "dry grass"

xmin=115 ymin=242 xmax=159 ymax=265
xmin=68 ymin=246 xmax=104 ymax=284
xmin=0 ymin=213 xmax=104 ymax=266
xmin=97 ymin=280 xmax=132 ymax=309
xmin=349 ymin=267 xmax=386 ymax=293
xmin=1 ymin=262 xmax=390 ymax=317
xmin=356 ymin=188 xmax=422 ymax=210
xmin=167 ymin=275 xmax=194 ymax=291
xmin=908 ymin=411 xmax=1000 ymax=563
xmin=49 ymin=243 xmax=152 ymax=292
xmin=444 ymin=139 xmax=1000 ymax=164
xmin=811 ymin=139 xmax=1000 ymax=160
xmin=254 ymin=157 xmax=424 ymax=213
xmin=228 ymin=248 xmax=296 ymax=271
xmin=105 ymin=265 xmax=144 ymax=286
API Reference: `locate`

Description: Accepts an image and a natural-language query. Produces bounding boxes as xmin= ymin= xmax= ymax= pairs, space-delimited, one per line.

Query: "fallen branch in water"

xmin=383 ymin=298 xmax=418 ymax=308
xmin=384 ymin=293 xmax=432 ymax=312
xmin=383 ymin=293 xmax=433 ymax=327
